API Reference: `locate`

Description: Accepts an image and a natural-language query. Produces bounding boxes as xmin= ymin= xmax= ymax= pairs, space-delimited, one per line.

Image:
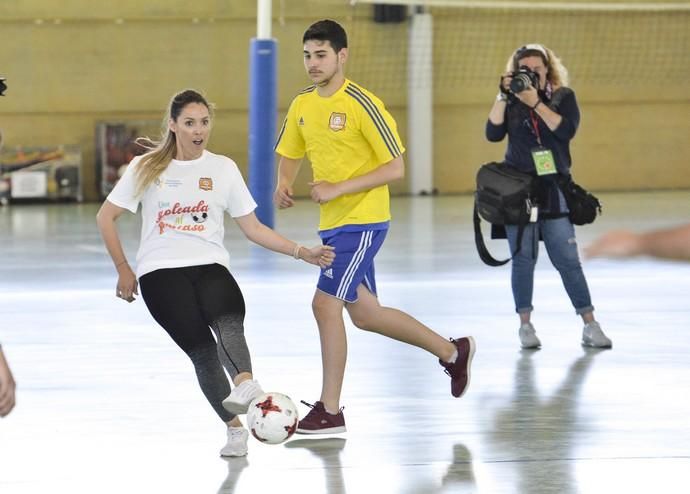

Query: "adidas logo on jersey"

xmin=322 ymin=268 xmax=334 ymax=279
xmin=299 ymin=117 xmax=305 ymax=126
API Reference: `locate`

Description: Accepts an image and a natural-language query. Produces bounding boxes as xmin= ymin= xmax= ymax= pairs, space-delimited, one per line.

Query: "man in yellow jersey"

xmin=274 ymin=19 xmax=475 ymax=434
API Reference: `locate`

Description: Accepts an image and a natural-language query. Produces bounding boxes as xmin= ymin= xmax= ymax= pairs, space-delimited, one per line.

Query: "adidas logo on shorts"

xmin=323 ymin=268 xmax=334 ymax=279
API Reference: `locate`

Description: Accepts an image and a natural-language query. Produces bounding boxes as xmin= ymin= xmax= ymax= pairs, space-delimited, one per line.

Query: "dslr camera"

xmin=509 ymin=66 xmax=539 ymax=94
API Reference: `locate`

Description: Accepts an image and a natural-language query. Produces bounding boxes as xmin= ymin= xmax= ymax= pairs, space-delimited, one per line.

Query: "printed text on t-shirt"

xmin=157 ymin=200 xmax=209 ymax=234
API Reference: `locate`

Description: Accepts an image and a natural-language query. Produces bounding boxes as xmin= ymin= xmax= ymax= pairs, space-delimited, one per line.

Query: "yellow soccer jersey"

xmin=275 ymin=79 xmax=405 ymax=232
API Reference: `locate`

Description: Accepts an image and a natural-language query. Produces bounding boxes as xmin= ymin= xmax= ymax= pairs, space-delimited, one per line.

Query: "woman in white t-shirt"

xmin=0 ymin=130 xmax=17 ymax=418
xmin=96 ymin=89 xmax=334 ymax=457
xmin=0 ymin=343 xmax=16 ymax=418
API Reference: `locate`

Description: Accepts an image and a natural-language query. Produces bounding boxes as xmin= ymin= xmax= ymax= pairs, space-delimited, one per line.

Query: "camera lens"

xmin=510 ymin=73 xmax=531 ymax=94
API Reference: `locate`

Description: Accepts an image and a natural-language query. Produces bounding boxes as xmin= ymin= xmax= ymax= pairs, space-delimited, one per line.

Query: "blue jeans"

xmin=505 ymin=217 xmax=594 ymax=315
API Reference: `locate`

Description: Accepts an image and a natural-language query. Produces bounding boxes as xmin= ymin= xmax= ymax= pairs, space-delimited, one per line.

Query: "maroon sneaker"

xmin=439 ymin=336 xmax=476 ymax=398
xmin=296 ymin=400 xmax=346 ymax=434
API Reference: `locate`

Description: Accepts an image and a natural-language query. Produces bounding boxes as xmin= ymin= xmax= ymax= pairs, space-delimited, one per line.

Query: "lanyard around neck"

xmin=529 ymin=110 xmax=542 ymax=146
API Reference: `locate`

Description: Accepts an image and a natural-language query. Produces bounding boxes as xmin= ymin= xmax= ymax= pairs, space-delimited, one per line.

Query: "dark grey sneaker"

xmin=519 ymin=323 xmax=541 ymax=349
xmin=582 ymin=321 xmax=612 ymax=348
xmin=296 ymin=401 xmax=346 ymax=434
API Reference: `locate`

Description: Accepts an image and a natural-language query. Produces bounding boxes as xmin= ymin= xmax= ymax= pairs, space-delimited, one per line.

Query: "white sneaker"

xmin=582 ymin=321 xmax=612 ymax=348
xmin=222 ymin=379 xmax=264 ymax=415
xmin=519 ymin=323 xmax=541 ymax=349
xmin=220 ymin=427 xmax=249 ymax=457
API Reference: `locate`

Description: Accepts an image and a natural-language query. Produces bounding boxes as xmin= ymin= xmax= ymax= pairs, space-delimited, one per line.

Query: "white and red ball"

xmin=247 ymin=392 xmax=299 ymax=445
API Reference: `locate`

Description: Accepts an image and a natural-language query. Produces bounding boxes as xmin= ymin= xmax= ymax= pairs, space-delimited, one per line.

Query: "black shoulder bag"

xmin=557 ymin=175 xmax=602 ymax=225
xmin=473 ymin=162 xmax=537 ymax=266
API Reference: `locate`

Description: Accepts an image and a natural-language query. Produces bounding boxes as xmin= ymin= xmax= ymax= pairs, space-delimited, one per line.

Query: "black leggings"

xmin=139 ymin=263 xmax=252 ymax=422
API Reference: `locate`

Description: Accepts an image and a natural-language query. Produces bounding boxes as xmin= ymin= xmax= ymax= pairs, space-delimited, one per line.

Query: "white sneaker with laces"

xmin=222 ymin=379 xmax=264 ymax=415
xmin=582 ymin=321 xmax=612 ymax=348
xmin=220 ymin=427 xmax=249 ymax=457
xmin=519 ymin=322 xmax=541 ymax=349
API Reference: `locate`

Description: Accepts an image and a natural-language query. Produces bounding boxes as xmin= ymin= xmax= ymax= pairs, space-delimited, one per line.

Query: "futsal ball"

xmin=247 ymin=392 xmax=299 ymax=445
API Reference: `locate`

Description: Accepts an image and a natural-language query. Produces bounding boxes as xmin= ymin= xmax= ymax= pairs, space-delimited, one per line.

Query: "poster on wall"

xmin=0 ymin=145 xmax=82 ymax=204
xmin=95 ymin=121 xmax=160 ymax=199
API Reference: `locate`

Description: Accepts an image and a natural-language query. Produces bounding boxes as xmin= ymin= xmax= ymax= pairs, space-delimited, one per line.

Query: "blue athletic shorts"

xmin=317 ymin=229 xmax=387 ymax=303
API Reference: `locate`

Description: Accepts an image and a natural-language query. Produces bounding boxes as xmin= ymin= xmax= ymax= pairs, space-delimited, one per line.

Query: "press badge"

xmin=531 ymin=147 xmax=557 ymax=176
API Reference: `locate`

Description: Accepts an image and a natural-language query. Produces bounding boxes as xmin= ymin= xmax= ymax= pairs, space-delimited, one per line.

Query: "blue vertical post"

xmin=248 ymin=38 xmax=277 ymax=228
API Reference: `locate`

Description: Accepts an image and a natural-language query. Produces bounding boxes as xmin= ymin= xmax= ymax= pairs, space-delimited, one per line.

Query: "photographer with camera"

xmin=485 ymin=44 xmax=611 ymax=349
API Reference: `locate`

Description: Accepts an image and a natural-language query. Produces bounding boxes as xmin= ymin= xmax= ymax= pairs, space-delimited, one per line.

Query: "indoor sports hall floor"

xmin=1 ymin=192 xmax=689 ymax=494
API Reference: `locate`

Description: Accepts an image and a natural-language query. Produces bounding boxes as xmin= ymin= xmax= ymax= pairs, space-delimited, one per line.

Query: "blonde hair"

xmin=134 ymin=89 xmax=211 ymax=197
xmin=505 ymin=44 xmax=569 ymax=89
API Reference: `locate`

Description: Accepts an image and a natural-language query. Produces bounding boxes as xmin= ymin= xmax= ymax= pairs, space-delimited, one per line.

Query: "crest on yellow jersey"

xmin=329 ymin=112 xmax=346 ymax=131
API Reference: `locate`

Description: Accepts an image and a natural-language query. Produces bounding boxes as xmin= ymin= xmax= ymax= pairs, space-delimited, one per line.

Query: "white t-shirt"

xmin=107 ymin=150 xmax=257 ymax=278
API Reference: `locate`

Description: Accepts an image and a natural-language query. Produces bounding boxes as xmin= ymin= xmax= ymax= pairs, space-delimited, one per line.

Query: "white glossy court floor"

xmin=1 ymin=192 xmax=689 ymax=494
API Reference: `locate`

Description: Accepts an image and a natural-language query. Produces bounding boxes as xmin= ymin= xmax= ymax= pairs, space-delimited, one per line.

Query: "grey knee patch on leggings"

xmin=211 ymin=314 xmax=252 ymax=380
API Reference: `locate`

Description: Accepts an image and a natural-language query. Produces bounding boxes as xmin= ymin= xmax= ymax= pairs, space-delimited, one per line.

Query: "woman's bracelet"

xmin=292 ymin=244 xmax=303 ymax=260
xmin=531 ymin=100 xmax=542 ymax=110
xmin=115 ymin=259 xmax=128 ymax=268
